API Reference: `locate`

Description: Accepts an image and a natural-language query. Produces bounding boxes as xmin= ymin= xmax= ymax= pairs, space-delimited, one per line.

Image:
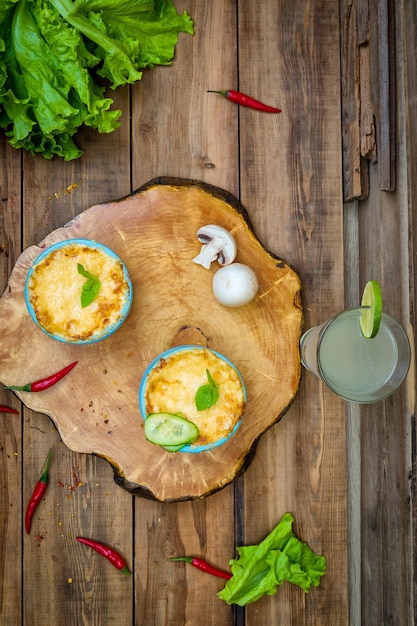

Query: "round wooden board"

xmin=0 ymin=178 xmax=302 ymax=501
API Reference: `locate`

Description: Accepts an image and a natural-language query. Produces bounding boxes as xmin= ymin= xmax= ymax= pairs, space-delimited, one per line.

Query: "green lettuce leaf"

xmin=0 ymin=0 xmax=193 ymax=159
xmin=218 ymin=512 xmax=327 ymax=606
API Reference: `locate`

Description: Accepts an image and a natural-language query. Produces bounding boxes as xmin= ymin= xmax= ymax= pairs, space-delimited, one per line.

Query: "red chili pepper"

xmin=76 ymin=537 xmax=132 ymax=576
xmin=25 ymin=448 xmax=52 ymax=534
xmin=208 ymin=89 xmax=281 ymax=113
xmin=4 ymin=361 xmax=78 ymax=392
xmin=0 ymin=405 xmax=18 ymax=414
xmin=171 ymin=556 xmax=232 ymax=580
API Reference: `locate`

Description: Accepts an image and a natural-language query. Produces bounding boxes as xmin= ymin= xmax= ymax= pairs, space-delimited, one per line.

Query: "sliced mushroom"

xmin=192 ymin=225 xmax=237 ymax=270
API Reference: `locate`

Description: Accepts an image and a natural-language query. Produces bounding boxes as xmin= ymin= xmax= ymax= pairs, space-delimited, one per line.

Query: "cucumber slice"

xmin=144 ymin=413 xmax=199 ymax=448
xmin=162 ymin=443 xmax=186 ymax=452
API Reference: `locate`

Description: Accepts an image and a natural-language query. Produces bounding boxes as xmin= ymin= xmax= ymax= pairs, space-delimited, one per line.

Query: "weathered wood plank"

xmin=238 ymin=1 xmax=348 ymax=624
xmin=343 ymin=200 xmax=362 ymax=626
xmin=0 ymin=137 xmax=23 ymax=626
xmin=402 ymin=0 xmax=417 ymax=616
xmin=131 ymin=1 xmax=238 ymax=623
xmin=131 ymin=0 xmax=239 ymax=192
xmin=20 ymin=84 xmax=135 ymax=625
xmin=340 ymin=0 xmax=396 ymax=201
xmin=355 ymin=0 xmax=414 ymax=614
xmin=340 ymin=0 xmax=369 ymax=201
xmin=376 ymin=0 xmax=396 ymax=191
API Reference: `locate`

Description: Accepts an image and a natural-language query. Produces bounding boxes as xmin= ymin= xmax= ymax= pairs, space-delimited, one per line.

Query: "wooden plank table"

xmin=0 ymin=1 xmax=414 ymax=624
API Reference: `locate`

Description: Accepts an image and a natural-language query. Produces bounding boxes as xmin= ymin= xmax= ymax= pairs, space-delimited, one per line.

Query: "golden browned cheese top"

xmin=144 ymin=348 xmax=245 ymax=445
xmin=28 ymin=243 xmax=129 ymax=341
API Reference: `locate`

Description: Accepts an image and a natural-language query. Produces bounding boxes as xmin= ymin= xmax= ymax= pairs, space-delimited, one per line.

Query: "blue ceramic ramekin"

xmin=24 ymin=238 xmax=132 ymax=344
xmin=138 ymin=345 xmax=246 ymax=453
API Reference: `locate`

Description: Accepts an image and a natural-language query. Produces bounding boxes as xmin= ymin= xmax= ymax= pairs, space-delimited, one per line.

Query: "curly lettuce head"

xmin=218 ymin=513 xmax=327 ymax=607
xmin=0 ymin=0 xmax=193 ymax=159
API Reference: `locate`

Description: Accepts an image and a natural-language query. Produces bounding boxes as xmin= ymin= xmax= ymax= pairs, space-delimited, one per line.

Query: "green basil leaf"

xmin=78 ymin=263 xmax=101 ymax=308
xmin=77 ymin=263 xmax=94 ymax=280
xmin=195 ymin=369 xmax=219 ymax=411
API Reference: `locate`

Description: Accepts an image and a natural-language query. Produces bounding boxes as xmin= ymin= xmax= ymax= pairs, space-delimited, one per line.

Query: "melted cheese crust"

xmin=28 ymin=243 xmax=129 ymax=341
xmin=145 ymin=348 xmax=245 ymax=445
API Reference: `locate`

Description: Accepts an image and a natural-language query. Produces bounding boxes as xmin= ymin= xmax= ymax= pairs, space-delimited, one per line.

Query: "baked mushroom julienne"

xmin=25 ymin=239 xmax=132 ymax=343
xmin=139 ymin=346 xmax=246 ymax=453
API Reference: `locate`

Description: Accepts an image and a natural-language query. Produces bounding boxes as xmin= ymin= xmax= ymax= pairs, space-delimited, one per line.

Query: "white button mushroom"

xmin=192 ymin=225 xmax=237 ymax=270
xmin=212 ymin=263 xmax=259 ymax=307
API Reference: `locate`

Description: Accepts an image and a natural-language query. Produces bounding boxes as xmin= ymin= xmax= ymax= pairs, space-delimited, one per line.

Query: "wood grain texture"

xmin=0 ymin=0 xmax=414 ymax=624
xmin=131 ymin=0 xmax=239 ymax=193
xmin=340 ymin=0 xmax=397 ymax=202
xmin=355 ymin=0 xmax=415 ymax=617
xmin=237 ymin=2 xmax=348 ymax=624
xmin=343 ymin=200 xmax=362 ymax=626
xmin=403 ymin=0 xmax=417 ymax=616
xmin=340 ymin=0 xmax=368 ymax=201
xmin=130 ymin=3 xmax=240 ymax=623
xmin=0 ymin=178 xmax=302 ymax=501
xmin=19 ymin=83 xmax=134 ymax=626
xmin=0 ymin=132 xmax=23 ymax=626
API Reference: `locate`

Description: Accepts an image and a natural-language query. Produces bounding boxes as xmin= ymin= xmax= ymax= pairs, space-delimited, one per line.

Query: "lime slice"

xmin=360 ymin=280 xmax=383 ymax=338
